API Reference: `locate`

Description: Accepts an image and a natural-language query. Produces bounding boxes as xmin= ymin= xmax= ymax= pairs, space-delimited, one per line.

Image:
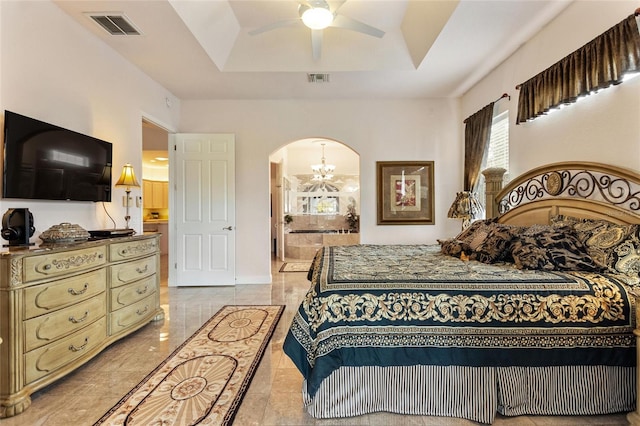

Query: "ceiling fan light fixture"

xmin=301 ymin=7 xmax=334 ymax=30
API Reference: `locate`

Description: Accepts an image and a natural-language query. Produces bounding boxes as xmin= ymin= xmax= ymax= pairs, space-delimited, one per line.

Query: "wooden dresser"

xmin=0 ymin=234 xmax=164 ymax=418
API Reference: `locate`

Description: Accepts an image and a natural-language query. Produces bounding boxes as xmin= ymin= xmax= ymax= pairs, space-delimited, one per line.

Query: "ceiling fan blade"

xmin=327 ymin=0 xmax=347 ymax=13
xmin=248 ymin=18 xmax=302 ymax=36
xmin=299 ymin=0 xmax=331 ymax=9
xmin=311 ymin=29 xmax=322 ymax=60
xmin=331 ymin=14 xmax=384 ymax=38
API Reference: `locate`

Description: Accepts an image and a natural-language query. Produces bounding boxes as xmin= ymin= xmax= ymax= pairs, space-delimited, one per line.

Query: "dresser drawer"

xmin=110 ymin=275 xmax=157 ymax=311
xmin=109 ymin=293 xmax=156 ymax=335
xmin=23 ymin=269 xmax=107 ymax=320
xmin=110 ymin=256 xmax=156 ymax=288
xmin=110 ymin=238 xmax=158 ymax=262
xmin=25 ymin=317 xmax=107 ymax=384
xmin=23 ymin=246 xmax=107 ymax=282
xmin=24 ymin=295 xmax=106 ymax=352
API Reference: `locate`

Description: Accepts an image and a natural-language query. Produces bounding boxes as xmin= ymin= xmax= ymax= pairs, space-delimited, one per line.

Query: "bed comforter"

xmin=284 ymin=244 xmax=636 ymax=403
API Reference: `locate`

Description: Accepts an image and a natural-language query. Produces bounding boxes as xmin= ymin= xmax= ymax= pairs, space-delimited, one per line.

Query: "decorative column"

xmin=481 ymin=167 xmax=506 ymax=219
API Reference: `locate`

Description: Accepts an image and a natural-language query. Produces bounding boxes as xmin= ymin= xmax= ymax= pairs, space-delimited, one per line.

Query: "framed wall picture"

xmin=376 ymin=161 xmax=435 ymax=225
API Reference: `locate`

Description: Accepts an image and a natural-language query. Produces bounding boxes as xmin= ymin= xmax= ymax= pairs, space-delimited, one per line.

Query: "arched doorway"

xmin=269 ymin=138 xmax=360 ymax=262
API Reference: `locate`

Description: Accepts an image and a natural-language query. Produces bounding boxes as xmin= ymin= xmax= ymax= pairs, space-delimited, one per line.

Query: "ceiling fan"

xmin=248 ymin=0 xmax=385 ymax=60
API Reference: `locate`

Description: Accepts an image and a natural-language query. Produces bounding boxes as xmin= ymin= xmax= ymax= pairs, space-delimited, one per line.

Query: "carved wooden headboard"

xmin=491 ymin=162 xmax=640 ymax=226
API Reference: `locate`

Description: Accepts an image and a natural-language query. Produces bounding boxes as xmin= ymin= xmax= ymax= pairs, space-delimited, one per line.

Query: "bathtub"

xmin=284 ymin=230 xmax=360 ymax=260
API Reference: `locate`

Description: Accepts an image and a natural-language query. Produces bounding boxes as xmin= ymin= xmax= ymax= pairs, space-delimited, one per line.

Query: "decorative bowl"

xmin=40 ymin=223 xmax=90 ymax=243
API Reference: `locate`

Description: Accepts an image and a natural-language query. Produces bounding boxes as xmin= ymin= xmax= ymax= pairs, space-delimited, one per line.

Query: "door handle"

xmin=223 ymin=226 xmax=234 ymax=231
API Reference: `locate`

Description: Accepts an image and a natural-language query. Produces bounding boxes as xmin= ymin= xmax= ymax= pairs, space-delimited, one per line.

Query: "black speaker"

xmin=1 ymin=208 xmax=35 ymax=247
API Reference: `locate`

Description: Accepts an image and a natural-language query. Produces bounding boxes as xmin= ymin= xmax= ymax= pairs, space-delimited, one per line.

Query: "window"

xmin=477 ymin=110 xmax=509 ymax=209
xmin=310 ymin=197 xmax=338 ymax=214
xmin=298 ymin=181 xmax=340 ymax=214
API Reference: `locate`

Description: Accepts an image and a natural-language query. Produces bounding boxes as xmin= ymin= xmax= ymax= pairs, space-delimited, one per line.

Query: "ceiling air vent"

xmin=307 ymin=73 xmax=330 ymax=83
xmin=87 ymin=13 xmax=142 ymax=36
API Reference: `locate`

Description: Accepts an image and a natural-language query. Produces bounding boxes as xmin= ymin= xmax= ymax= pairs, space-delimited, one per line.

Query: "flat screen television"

xmin=3 ymin=110 xmax=112 ymax=202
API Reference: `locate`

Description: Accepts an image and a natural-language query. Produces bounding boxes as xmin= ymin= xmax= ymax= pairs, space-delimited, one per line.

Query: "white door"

xmin=173 ymin=133 xmax=235 ymax=286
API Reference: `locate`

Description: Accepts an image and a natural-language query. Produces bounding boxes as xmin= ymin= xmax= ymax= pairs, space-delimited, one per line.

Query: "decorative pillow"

xmin=439 ymin=219 xmax=498 ymax=259
xmin=510 ymin=226 xmax=603 ymax=272
xmin=521 ymin=223 xmax=555 ymax=235
xmin=470 ymin=224 xmax=519 ymax=264
xmin=468 ymin=228 xmax=491 ymax=251
xmin=606 ymin=224 xmax=640 ymax=276
xmin=587 ymin=224 xmax=640 ymax=276
xmin=510 ymin=235 xmax=556 ymax=271
xmin=453 ymin=218 xmax=497 ymax=247
xmin=438 ymin=238 xmax=471 ymax=258
xmin=568 ymin=219 xmax=636 ymax=272
xmin=550 ymin=214 xmax=582 ymax=229
xmin=550 ymin=216 xmax=640 ymax=277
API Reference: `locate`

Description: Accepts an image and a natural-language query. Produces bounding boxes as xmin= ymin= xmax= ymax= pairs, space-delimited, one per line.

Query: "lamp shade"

xmin=447 ymin=191 xmax=484 ymax=220
xmin=115 ymin=163 xmax=140 ymax=188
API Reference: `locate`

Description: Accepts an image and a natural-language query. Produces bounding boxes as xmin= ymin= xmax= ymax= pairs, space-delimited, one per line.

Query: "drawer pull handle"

xmin=68 ymin=283 xmax=89 ymax=296
xmin=136 ymin=265 xmax=149 ymax=274
xmin=69 ymin=337 xmax=89 ymax=352
xmin=69 ymin=311 xmax=89 ymax=324
xmin=137 ymin=305 xmax=149 ymax=316
xmin=136 ymin=286 xmax=149 ymax=295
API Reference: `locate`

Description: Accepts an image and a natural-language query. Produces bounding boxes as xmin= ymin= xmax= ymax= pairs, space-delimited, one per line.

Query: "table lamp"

xmin=447 ymin=191 xmax=484 ymax=230
xmin=115 ymin=163 xmax=140 ymax=229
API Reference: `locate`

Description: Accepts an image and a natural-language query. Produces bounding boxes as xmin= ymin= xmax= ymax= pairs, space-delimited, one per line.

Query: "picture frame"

xmin=376 ymin=161 xmax=435 ymax=225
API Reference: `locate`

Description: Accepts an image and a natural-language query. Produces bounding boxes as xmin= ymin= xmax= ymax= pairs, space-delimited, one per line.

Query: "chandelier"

xmin=311 ymin=143 xmax=335 ymax=181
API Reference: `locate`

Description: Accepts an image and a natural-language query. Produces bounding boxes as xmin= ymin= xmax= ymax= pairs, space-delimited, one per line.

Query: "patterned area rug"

xmin=94 ymin=305 xmax=285 ymax=426
xmin=279 ymin=262 xmax=312 ymax=273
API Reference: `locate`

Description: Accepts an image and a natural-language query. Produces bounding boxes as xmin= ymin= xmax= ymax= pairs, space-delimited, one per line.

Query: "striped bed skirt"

xmin=302 ymin=365 xmax=635 ymax=424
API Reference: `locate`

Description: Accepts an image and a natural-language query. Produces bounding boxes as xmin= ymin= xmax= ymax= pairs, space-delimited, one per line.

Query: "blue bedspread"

xmin=284 ymin=244 xmax=636 ymax=397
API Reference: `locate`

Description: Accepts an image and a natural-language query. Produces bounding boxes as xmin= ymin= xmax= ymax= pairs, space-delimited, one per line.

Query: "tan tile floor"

xmin=0 ymin=256 xmax=630 ymax=425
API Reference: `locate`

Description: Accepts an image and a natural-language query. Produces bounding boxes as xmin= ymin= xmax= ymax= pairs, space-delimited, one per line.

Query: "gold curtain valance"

xmin=516 ymin=13 xmax=640 ymax=124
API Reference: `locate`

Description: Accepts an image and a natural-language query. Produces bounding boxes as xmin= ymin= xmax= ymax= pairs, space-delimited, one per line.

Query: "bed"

xmin=283 ymin=161 xmax=640 ymax=424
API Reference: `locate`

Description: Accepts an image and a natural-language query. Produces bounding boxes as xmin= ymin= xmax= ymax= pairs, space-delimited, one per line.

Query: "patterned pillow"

xmin=510 ymin=225 xmax=558 ymax=270
xmin=521 ymin=223 xmax=555 ymax=235
xmin=568 ymin=219 xmax=639 ymax=275
xmin=470 ymin=224 xmax=519 ymax=264
xmin=439 ymin=219 xmax=497 ymax=259
xmin=550 ymin=214 xmax=582 ymax=228
xmin=510 ymin=226 xmax=603 ymax=272
xmin=453 ymin=218 xmax=497 ymax=247
xmin=602 ymin=224 xmax=640 ymax=276
xmin=510 ymin=235 xmax=556 ymax=271
xmin=438 ymin=238 xmax=471 ymax=258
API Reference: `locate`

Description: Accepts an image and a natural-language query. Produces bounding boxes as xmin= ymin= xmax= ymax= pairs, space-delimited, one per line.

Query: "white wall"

xmin=0 ymin=1 xmax=180 ymax=236
xmin=180 ymin=99 xmax=462 ymax=283
xmin=462 ymin=0 xmax=640 ymax=179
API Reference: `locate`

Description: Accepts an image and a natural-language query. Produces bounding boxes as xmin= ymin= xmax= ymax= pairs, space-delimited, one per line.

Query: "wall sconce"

xmin=115 ymin=163 xmax=140 ymax=229
xmin=447 ymin=191 xmax=484 ymax=230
